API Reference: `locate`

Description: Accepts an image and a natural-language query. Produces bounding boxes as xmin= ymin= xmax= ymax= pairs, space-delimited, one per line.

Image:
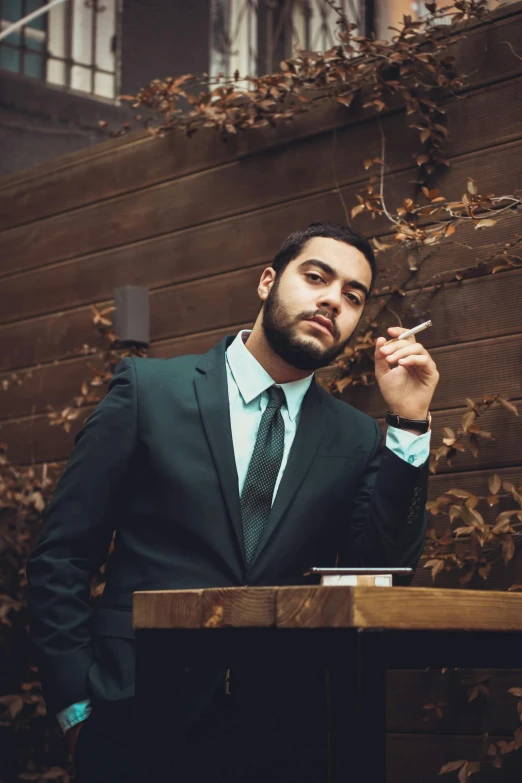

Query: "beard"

xmin=260 ymin=277 xmax=353 ymax=371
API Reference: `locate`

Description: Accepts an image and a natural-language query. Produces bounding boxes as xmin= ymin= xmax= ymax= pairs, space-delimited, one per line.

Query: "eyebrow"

xmin=299 ymin=258 xmax=370 ymax=302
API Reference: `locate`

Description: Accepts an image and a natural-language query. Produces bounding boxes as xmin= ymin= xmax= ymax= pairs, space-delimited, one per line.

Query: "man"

xmin=26 ymin=221 xmax=439 ymax=782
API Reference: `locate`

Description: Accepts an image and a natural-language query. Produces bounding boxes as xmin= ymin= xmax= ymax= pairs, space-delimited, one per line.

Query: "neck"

xmin=244 ymin=322 xmax=314 ymax=384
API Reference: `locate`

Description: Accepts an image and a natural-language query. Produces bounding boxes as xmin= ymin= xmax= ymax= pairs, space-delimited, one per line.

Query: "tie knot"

xmin=266 ymin=385 xmax=286 ymax=410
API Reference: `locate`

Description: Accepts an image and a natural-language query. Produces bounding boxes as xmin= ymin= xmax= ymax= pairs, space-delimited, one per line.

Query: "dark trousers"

xmin=74 ymin=671 xmax=329 ymax=782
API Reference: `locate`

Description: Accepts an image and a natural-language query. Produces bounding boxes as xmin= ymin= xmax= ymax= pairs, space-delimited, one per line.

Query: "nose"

xmin=318 ymin=288 xmax=341 ymax=318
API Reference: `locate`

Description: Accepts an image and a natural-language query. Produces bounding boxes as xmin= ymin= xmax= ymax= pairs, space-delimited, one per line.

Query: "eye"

xmin=305 ymin=272 xmax=323 ymax=283
xmin=305 ymin=273 xmax=362 ymax=305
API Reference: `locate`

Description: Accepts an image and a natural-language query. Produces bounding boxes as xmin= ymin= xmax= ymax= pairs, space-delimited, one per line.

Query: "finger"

xmin=387 ymin=326 xmax=415 ymax=338
xmin=384 ymin=332 xmax=416 ymax=348
xmin=397 ymin=354 xmax=435 ymax=370
xmin=381 ymin=338 xmax=420 ymax=357
xmin=384 ymin=344 xmax=426 ymax=363
xmin=375 ymin=336 xmax=387 ymax=353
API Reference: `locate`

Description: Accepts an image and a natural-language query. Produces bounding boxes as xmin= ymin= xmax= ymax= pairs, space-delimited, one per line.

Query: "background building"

xmin=0 ymin=0 xmax=481 ymax=175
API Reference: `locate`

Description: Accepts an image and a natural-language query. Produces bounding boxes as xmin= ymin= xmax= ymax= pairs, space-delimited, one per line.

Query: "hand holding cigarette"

xmin=383 ymin=320 xmax=432 ymax=345
xmin=373 ymin=321 xmax=440 ymax=421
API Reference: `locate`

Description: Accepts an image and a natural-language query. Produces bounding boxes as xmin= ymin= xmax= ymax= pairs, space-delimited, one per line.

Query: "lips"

xmin=306 ymin=316 xmax=334 ymax=335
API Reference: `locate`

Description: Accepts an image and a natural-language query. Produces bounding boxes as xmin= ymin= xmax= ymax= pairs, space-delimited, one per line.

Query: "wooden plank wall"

xmin=1 ymin=3 xmax=522 ymax=780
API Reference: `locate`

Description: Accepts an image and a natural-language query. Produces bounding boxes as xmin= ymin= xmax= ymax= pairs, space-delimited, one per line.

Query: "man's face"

xmin=260 ymin=236 xmax=372 ymax=371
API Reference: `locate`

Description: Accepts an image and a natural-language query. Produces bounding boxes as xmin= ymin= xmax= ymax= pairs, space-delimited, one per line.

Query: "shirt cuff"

xmin=386 ymin=426 xmax=431 ymax=467
xmin=56 ymin=699 xmax=92 ymax=733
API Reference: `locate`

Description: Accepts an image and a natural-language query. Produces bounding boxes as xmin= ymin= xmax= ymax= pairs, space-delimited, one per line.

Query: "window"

xmin=209 ymin=0 xmax=365 ymax=81
xmin=1 ymin=0 xmax=47 ymax=79
xmin=210 ymin=0 xmax=502 ymax=78
xmin=0 ymin=0 xmax=120 ymax=99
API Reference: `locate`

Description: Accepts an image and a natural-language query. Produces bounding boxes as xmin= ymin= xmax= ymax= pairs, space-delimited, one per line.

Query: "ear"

xmin=258 ymin=267 xmax=276 ymax=302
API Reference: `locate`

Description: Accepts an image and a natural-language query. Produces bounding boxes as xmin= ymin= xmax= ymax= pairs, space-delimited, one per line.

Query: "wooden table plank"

xmin=200 ymin=586 xmax=276 ymax=628
xmin=132 ymin=586 xmax=522 ymax=631
xmin=133 ymin=588 xmax=202 ymax=629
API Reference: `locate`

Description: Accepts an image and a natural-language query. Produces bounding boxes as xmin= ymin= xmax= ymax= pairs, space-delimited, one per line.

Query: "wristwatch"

xmin=386 ymin=410 xmax=432 ymax=433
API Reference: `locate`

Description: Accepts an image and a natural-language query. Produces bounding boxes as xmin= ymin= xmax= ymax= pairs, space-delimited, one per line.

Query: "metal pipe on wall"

xmin=0 ymin=0 xmax=68 ymax=42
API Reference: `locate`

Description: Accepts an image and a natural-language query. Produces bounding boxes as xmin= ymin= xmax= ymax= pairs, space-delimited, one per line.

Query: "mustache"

xmin=299 ymin=310 xmax=338 ymax=338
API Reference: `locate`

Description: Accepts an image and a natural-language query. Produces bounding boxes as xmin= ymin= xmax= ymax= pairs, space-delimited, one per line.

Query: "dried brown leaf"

xmin=461 ymin=410 xmax=476 ymax=433
xmin=351 ymin=204 xmax=366 ymax=219
xmin=489 ymin=474 xmax=502 ymax=495
xmin=498 ymin=397 xmax=518 ymax=416
xmin=474 ymin=219 xmax=497 ymax=229
xmin=502 ymin=535 xmax=515 ymax=566
xmin=447 ymin=488 xmax=474 ymax=499
xmin=439 ymin=759 xmax=466 ymax=774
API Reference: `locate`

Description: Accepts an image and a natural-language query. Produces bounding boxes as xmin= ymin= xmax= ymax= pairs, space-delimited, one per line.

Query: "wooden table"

xmin=133 ymin=586 xmax=522 ymax=781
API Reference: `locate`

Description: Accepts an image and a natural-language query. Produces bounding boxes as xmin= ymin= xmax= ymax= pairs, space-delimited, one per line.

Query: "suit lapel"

xmin=193 ymin=336 xmax=247 ymax=567
xmin=247 ymin=378 xmax=327 ymax=575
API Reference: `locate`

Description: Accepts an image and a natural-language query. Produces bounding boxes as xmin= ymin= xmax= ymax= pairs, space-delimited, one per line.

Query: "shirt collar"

xmin=226 ymin=329 xmax=314 ymax=422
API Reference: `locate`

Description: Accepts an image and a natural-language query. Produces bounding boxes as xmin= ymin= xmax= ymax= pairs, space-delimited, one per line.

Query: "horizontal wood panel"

xmin=387 ymin=668 xmax=522 ymax=735
xmin=428 ymin=402 xmax=522 ymax=474
xmin=387 ymin=733 xmax=522 ymax=783
xmin=1 ymin=205 xmax=520 ymax=371
xmin=425 ymin=465 xmax=522 ymax=543
xmin=415 ymin=466 xmax=522 ymax=590
xmin=0 ymin=108 xmax=351 ymax=232
xmin=0 ymin=401 xmax=520 ymax=477
xmin=150 ymin=324 xmax=250 ymax=359
xmin=344 ymin=333 xmax=522 ymax=416
xmin=2 ymin=366 xmax=521 ymax=477
xmin=0 ymin=123 xmax=148 ymax=190
xmin=0 ymin=323 xmax=250 ymax=419
xmin=365 ymin=267 xmax=522 ymax=349
xmin=0 ymin=265 xmax=263 ymax=372
xmin=374 ymin=213 xmax=522 ymax=295
xmin=0 ymin=130 xmax=238 ymax=234
xmin=415 ymin=546 xmax=522 ymax=592
xmin=0 ymin=177 xmax=520 ymax=332
xmin=428 ymin=466 xmax=522 ymax=501
xmin=0 ymin=174 xmax=351 ymax=286
xmin=2 ymin=268 xmax=521 ymax=418
xmin=0 ymin=231 xmax=268 ymax=328
xmin=1 ymin=104 xmax=522 ymax=280
xmin=0 ymin=335 xmax=520 ymax=460
xmin=0 ymin=6 xmax=521 ymax=231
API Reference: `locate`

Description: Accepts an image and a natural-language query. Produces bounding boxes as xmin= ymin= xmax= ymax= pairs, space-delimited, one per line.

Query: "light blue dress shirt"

xmin=57 ymin=328 xmax=430 ymax=732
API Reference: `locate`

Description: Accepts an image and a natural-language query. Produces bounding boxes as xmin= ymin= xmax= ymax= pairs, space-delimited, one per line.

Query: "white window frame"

xmin=0 ymin=0 xmax=121 ymax=101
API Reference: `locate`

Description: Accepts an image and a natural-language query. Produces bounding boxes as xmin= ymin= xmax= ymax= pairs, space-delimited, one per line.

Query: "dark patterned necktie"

xmin=241 ymin=384 xmax=286 ymax=566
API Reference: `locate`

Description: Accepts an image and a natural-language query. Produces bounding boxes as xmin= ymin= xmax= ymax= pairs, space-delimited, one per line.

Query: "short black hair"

xmin=272 ymin=221 xmax=377 ymax=297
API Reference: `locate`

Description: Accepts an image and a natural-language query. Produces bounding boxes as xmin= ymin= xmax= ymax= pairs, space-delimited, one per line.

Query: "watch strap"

xmin=386 ymin=410 xmax=431 ymax=433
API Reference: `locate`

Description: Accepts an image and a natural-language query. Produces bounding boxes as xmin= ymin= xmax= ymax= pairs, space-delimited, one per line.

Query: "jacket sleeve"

xmin=26 ymin=357 xmax=138 ymax=715
xmin=338 ymin=419 xmax=429 ymax=585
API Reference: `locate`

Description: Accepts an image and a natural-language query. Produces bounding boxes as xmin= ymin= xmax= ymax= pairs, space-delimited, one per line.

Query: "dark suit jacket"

xmin=26 ymin=335 xmax=429 ymax=718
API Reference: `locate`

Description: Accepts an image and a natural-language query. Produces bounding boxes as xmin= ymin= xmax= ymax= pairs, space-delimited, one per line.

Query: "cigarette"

xmin=383 ymin=320 xmax=432 ymax=345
